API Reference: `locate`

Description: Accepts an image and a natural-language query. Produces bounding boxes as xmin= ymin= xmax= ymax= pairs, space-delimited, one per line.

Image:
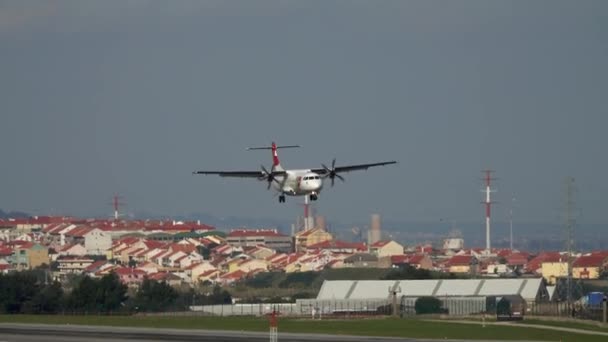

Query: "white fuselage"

xmin=271 ymin=169 xmax=323 ymax=196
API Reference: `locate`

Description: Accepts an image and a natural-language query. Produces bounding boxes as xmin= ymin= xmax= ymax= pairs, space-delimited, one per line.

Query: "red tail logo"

xmin=272 ymin=142 xmax=280 ymax=166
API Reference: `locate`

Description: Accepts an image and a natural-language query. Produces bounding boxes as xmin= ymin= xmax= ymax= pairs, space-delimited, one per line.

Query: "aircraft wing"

xmin=192 ymin=170 xmax=287 ymax=178
xmin=311 ymin=161 xmax=397 ymax=175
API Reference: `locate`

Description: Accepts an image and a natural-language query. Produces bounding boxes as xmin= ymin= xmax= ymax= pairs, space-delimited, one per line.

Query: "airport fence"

xmin=189 ymin=299 xmax=394 ymax=317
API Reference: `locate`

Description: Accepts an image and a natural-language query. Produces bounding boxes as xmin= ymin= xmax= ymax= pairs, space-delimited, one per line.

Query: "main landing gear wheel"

xmin=310 ymin=194 xmax=318 ymax=201
xmin=279 ymin=195 xmax=286 ymax=203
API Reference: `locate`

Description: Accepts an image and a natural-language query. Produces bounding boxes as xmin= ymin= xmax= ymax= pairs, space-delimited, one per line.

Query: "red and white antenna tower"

xmin=299 ymin=196 xmax=314 ymax=230
xmin=481 ymin=170 xmax=496 ymax=253
xmin=110 ymin=194 xmax=125 ymax=220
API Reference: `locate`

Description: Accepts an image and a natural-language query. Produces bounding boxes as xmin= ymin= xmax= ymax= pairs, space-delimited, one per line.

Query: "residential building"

xmin=572 ymin=254 xmax=608 ymax=279
xmin=57 ymin=256 xmax=95 ymax=276
xmin=445 ymin=255 xmax=478 ymax=274
xmin=83 ymin=228 xmax=112 ymax=255
xmin=541 ymin=261 xmax=568 ymax=285
xmin=343 ymin=253 xmax=378 ymax=268
xmin=10 ymin=243 xmax=49 ymax=270
xmin=295 ymin=228 xmax=332 ymax=252
xmin=369 ymin=240 xmax=404 ymax=257
xmin=226 ymin=229 xmax=292 ymax=252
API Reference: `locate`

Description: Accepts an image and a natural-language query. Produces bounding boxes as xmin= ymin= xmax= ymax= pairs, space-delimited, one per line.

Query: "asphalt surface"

xmin=0 ymin=323 xmax=440 ymax=342
xmin=0 ymin=323 xmax=549 ymax=342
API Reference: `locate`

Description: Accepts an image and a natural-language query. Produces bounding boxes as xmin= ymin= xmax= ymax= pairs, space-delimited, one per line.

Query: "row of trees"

xmin=0 ymin=271 xmax=232 ymax=314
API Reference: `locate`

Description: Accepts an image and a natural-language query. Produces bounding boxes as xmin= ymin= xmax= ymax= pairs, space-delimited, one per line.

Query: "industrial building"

xmin=296 ymin=278 xmax=550 ymax=316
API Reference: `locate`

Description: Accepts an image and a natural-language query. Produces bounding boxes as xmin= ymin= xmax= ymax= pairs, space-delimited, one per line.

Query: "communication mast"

xmin=481 ymin=170 xmax=496 ymax=253
xmin=109 ymin=194 xmax=125 ymax=220
xmin=564 ymin=177 xmax=576 ymax=307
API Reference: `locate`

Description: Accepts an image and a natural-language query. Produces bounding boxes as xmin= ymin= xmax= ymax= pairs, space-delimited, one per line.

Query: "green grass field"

xmin=0 ymin=315 xmax=605 ymax=341
xmin=516 ymin=318 xmax=608 ymax=333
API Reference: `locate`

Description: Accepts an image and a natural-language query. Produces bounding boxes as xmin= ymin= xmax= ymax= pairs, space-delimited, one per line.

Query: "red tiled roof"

xmin=169 ymin=243 xmax=196 ymax=254
xmin=526 ymin=252 xmax=562 ymax=272
xmin=148 ymin=272 xmax=181 ymax=281
xmin=446 ymin=255 xmax=474 ymax=266
xmin=0 ymin=247 xmax=13 ymax=256
xmin=406 ymin=255 xmax=426 ymax=264
xmin=506 ymin=252 xmax=530 ymax=265
xmin=391 ymin=254 xmax=408 ymax=264
xmin=114 ymin=267 xmax=146 ymax=276
xmin=118 ymin=237 xmax=141 ymax=246
xmin=199 ymin=269 xmax=220 ymax=278
xmin=143 ymin=240 xmax=165 ymax=250
xmin=591 ymin=251 xmax=608 ymax=258
xmin=573 ymin=255 xmax=608 ymax=268
xmin=221 ymin=269 xmax=247 ymax=280
xmin=84 ymin=260 xmax=108 ymax=273
xmin=496 ymin=249 xmax=513 ymax=257
xmin=371 ymin=240 xmax=390 ymax=248
xmin=65 ymin=226 xmax=93 ymax=238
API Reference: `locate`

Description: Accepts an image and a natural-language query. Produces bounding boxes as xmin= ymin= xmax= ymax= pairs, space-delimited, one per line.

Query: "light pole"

xmin=509 ymin=197 xmax=516 ymax=251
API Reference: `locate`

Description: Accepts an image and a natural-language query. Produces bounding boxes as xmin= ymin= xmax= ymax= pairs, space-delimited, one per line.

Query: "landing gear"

xmin=310 ymin=194 xmax=318 ymax=201
xmin=279 ymin=195 xmax=286 ymax=203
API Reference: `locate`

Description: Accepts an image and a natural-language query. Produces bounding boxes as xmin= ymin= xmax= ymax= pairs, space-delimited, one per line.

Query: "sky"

xmin=1 ymin=1 xmax=607 ymax=226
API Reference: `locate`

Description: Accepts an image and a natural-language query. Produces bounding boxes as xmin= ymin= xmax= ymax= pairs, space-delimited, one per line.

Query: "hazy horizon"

xmin=2 ymin=1 xmax=607 ymax=226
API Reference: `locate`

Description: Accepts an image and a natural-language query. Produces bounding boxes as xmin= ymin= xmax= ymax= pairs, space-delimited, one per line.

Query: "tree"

xmin=67 ymin=273 xmax=127 ymax=313
xmin=131 ymin=278 xmax=178 ymax=312
xmin=29 ymin=281 xmax=64 ymax=314
xmin=196 ymin=245 xmax=212 ymax=260
xmin=0 ymin=272 xmax=39 ymax=313
xmin=97 ymin=272 xmax=128 ymax=312
xmin=415 ymin=296 xmax=444 ymax=315
xmin=198 ymin=285 xmax=232 ymax=305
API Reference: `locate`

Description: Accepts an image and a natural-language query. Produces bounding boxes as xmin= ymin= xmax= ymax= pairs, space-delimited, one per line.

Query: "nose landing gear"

xmin=310 ymin=193 xmax=318 ymax=201
xmin=278 ymin=195 xmax=286 ymax=203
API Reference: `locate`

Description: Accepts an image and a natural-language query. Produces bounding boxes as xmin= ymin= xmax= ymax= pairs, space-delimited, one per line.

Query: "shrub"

xmin=415 ymin=296 xmax=444 ymax=314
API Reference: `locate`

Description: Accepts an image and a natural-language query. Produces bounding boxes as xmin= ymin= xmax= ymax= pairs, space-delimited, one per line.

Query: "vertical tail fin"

xmin=247 ymin=142 xmax=299 ymax=172
xmin=271 ymin=142 xmax=281 ymax=168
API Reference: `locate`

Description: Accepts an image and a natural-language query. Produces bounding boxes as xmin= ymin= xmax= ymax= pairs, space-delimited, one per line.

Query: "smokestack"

xmin=369 ymin=214 xmax=381 ymax=245
xmin=315 ymin=216 xmax=326 ymax=231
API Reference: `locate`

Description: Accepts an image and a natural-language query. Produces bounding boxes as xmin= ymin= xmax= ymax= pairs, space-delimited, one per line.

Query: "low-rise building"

xmin=57 ymin=256 xmax=95 ymax=276
xmin=369 ymin=240 xmax=404 ymax=257
xmin=445 ymin=255 xmax=478 ymax=274
xmin=10 ymin=242 xmax=49 ymax=270
xmin=572 ymin=254 xmax=608 ymax=279
xmin=343 ymin=253 xmax=378 ymax=268
xmin=226 ymin=229 xmax=292 ymax=252
xmin=295 ymin=228 xmax=332 ymax=252
xmin=541 ymin=261 xmax=568 ymax=285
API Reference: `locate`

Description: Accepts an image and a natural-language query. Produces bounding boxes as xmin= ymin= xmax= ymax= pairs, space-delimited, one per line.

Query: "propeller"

xmin=260 ymin=165 xmax=280 ymax=189
xmin=321 ymin=158 xmax=345 ymax=186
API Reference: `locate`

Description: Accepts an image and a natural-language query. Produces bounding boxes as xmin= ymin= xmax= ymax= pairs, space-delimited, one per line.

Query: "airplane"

xmin=193 ymin=142 xmax=397 ymax=203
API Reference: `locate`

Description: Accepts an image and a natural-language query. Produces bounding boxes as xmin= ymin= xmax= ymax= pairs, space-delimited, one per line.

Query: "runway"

xmin=0 ymin=323 xmax=436 ymax=342
xmin=0 ymin=323 xmax=545 ymax=342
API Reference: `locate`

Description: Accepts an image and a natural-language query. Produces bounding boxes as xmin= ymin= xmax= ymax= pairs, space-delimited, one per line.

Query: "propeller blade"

xmin=336 ymin=174 xmax=345 ymax=182
xmin=332 ymin=158 xmax=336 ymax=169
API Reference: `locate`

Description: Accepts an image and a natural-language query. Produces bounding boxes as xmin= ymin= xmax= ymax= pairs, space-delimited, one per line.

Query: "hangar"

xmin=298 ymin=278 xmax=549 ymax=316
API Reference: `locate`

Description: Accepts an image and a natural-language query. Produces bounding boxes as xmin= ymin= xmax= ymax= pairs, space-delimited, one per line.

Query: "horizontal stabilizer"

xmin=247 ymin=145 xmax=300 ymax=150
